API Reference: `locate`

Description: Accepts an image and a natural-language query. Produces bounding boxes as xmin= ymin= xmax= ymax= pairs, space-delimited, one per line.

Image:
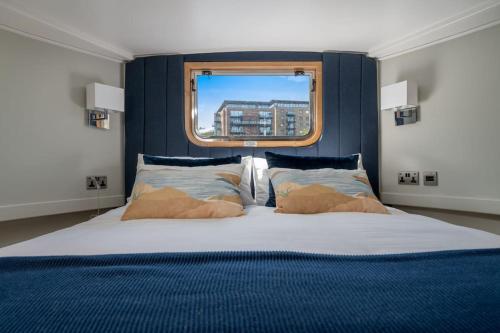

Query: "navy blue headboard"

xmin=125 ymin=52 xmax=379 ymax=197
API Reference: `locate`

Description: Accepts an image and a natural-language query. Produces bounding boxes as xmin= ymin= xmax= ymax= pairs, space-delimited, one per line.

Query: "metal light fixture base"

xmin=394 ymin=106 xmax=418 ymax=126
xmin=88 ymin=110 xmax=110 ymax=130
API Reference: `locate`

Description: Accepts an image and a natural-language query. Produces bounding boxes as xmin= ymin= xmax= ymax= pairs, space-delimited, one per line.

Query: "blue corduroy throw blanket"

xmin=1 ymin=249 xmax=499 ymax=333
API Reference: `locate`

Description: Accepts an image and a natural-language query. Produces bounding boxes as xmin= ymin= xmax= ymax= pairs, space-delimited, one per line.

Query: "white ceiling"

xmin=1 ymin=0 xmax=500 ymax=62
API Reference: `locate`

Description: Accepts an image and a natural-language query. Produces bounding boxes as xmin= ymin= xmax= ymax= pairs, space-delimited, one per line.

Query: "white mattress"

xmin=1 ymin=205 xmax=499 ymax=257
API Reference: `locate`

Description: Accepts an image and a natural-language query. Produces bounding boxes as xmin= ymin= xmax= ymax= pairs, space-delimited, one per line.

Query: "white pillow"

xmin=252 ymin=157 xmax=270 ymax=206
xmin=357 ymin=153 xmax=365 ymax=170
xmin=239 ymin=156 xmax=254 ymax=205
xmin=136 ymin=154 xmax=255 ymax=206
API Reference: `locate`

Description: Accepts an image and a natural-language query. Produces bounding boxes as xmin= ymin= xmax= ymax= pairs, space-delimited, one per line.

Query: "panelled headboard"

xmin=125 ymin=52 xmax=379 ymax=197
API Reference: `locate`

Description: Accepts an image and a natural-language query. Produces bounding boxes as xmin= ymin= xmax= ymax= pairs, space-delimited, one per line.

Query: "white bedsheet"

xmin=1 ymin=206 xmax=499 ymax=257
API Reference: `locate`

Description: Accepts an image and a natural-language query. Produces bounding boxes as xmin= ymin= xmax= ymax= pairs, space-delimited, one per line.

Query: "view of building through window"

xmin=213 ymin=100 xmax=310 ymax=137
xmin=195 ymin=75 xmax=312 ymax=139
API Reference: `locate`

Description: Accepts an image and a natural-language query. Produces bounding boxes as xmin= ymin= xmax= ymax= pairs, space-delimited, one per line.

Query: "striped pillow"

xmin=122 ymin=164 xmax=245 ymax=220
xmin=266 ymin=168 xmax=387 ymax=214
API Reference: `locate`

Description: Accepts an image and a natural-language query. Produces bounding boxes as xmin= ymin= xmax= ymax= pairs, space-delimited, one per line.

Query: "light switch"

xmin=423 ymin=171 xmax=438 ymax=186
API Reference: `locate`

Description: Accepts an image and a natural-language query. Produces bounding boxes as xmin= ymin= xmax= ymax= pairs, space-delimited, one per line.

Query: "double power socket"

xmin=86 ymin=176 xmax=108 ymax=190
xmin=398 ymin=171 xmax=438 ymax=186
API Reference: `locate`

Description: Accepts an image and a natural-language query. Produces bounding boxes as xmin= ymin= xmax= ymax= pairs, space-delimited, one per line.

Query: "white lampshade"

xmin=381 ymin=80 xmax=417 ymax=111
xmin=86 ymin=83 xmax=124 ymax=113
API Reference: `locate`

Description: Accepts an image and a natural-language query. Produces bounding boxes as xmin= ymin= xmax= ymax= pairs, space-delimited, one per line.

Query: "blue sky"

xmin=196 ymin=75 xmax=310 ymax=130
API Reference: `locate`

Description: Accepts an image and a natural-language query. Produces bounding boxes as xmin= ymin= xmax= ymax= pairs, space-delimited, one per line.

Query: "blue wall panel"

xmin=144 ymin=56 xmax=167 ymax=156
xmin=187 ymin=143 xmax=210 ymax=157
xmin=231 ymin=148 xmax=256 ymax=158
xmin=184 ymin=52 xmax=322 ymax=62
xmin=361 ymin=57 xmax=379 ymax=195
xmin=165 ymin=55 xmax=189 ymax=156
xmin=209 ymin=148 xmax=233 ymax=158
xmin=339 ymin=54 xmax=362 ymax=156
xmin=318 ymin=53 xmax=340 ymax=157
xmin=124 ymin=58 xmax=145 ymax=197
xmin=125 ymin=52 xmax=379 ymax=197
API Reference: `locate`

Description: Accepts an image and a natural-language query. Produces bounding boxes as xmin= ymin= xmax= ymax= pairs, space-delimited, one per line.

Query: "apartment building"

xmin=214 ymin=100 xmax=310 ymax=137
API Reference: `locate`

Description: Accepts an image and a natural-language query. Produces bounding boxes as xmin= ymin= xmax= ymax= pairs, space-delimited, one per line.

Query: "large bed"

xmin=1 ymin=206 xmax=500 ymax=332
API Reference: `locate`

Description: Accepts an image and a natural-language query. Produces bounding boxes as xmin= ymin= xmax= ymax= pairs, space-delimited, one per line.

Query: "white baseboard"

xmin=381 ymin=192 xmax=500 ymax=216
xmin=0 ymin=195 xmax=125 ymax=222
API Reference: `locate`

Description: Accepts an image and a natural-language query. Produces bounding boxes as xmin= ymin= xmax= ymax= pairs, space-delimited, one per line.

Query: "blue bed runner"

xmin=1 ymin=249 xmax=499 ymax=332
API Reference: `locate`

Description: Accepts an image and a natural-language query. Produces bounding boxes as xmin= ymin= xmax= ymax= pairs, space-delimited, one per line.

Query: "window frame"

xmin=184 ymin=61 xmax=323 ymax=148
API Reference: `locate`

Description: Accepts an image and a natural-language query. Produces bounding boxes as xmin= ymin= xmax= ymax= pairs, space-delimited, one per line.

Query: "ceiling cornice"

xmin=0 ymin=1 xmax=133 ymax=63
xmin=1 ymin=1 xmax=499 ymax=62
xmin=369 ymin=0 xmax=500 ymax=60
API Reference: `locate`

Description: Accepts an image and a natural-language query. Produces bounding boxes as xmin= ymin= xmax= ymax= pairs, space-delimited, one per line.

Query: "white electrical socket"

xmin=86 ymin=176 xmax=107 ymax=190
xmin=398 ymin=171 xmax=419 ymax=185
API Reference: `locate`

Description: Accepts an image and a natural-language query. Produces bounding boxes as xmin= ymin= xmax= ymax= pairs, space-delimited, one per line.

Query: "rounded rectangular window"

xmin=184 ymin=62 xmax=322 ymax=147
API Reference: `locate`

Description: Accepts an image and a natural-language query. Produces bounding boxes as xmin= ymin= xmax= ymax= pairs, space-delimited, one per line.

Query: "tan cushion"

xmin=122 ymin=164 xmax=245 ymax=220
xmin=267 ymin=168 xmax=388 ymax=214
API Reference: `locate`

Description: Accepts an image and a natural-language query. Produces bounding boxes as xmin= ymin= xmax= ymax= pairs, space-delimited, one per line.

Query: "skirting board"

xmin=0 ymin=195 xmax=125 ymax=222
xmin=381 ymin=192 xmax=500 ymax=216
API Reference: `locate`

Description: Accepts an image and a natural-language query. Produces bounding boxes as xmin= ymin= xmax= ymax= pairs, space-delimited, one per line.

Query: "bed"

xmin=12 ymin=50 xmax=490 ymax=331
xmin=1 ymin=205 xmax=500 ymax=332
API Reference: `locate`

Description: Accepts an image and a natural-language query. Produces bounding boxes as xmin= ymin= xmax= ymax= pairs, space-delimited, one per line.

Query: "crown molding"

xmin=1 ymin=1 xmax=499 ymax=63
xmin=0 ymin=1 xmax=133 ymax=63
xmin=369 ymin=0 xmax=500 ymax=60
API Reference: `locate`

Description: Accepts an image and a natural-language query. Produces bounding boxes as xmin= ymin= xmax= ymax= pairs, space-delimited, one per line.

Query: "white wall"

xmin=379 ymin=24 xmax=500 ymax=215
xmin=0 ymin=29 xmax=124 ymax=221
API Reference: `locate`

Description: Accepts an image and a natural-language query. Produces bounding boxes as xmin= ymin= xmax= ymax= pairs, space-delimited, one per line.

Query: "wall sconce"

xmin=86 ymin=83 xmax=124 ymax=129
xmin=381 ymin=80 xmax=418 ymax=126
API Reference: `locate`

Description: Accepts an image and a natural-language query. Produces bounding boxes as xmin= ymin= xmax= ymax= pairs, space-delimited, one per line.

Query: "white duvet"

xmin=1 ymin=206 xmax=499 ymax=257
